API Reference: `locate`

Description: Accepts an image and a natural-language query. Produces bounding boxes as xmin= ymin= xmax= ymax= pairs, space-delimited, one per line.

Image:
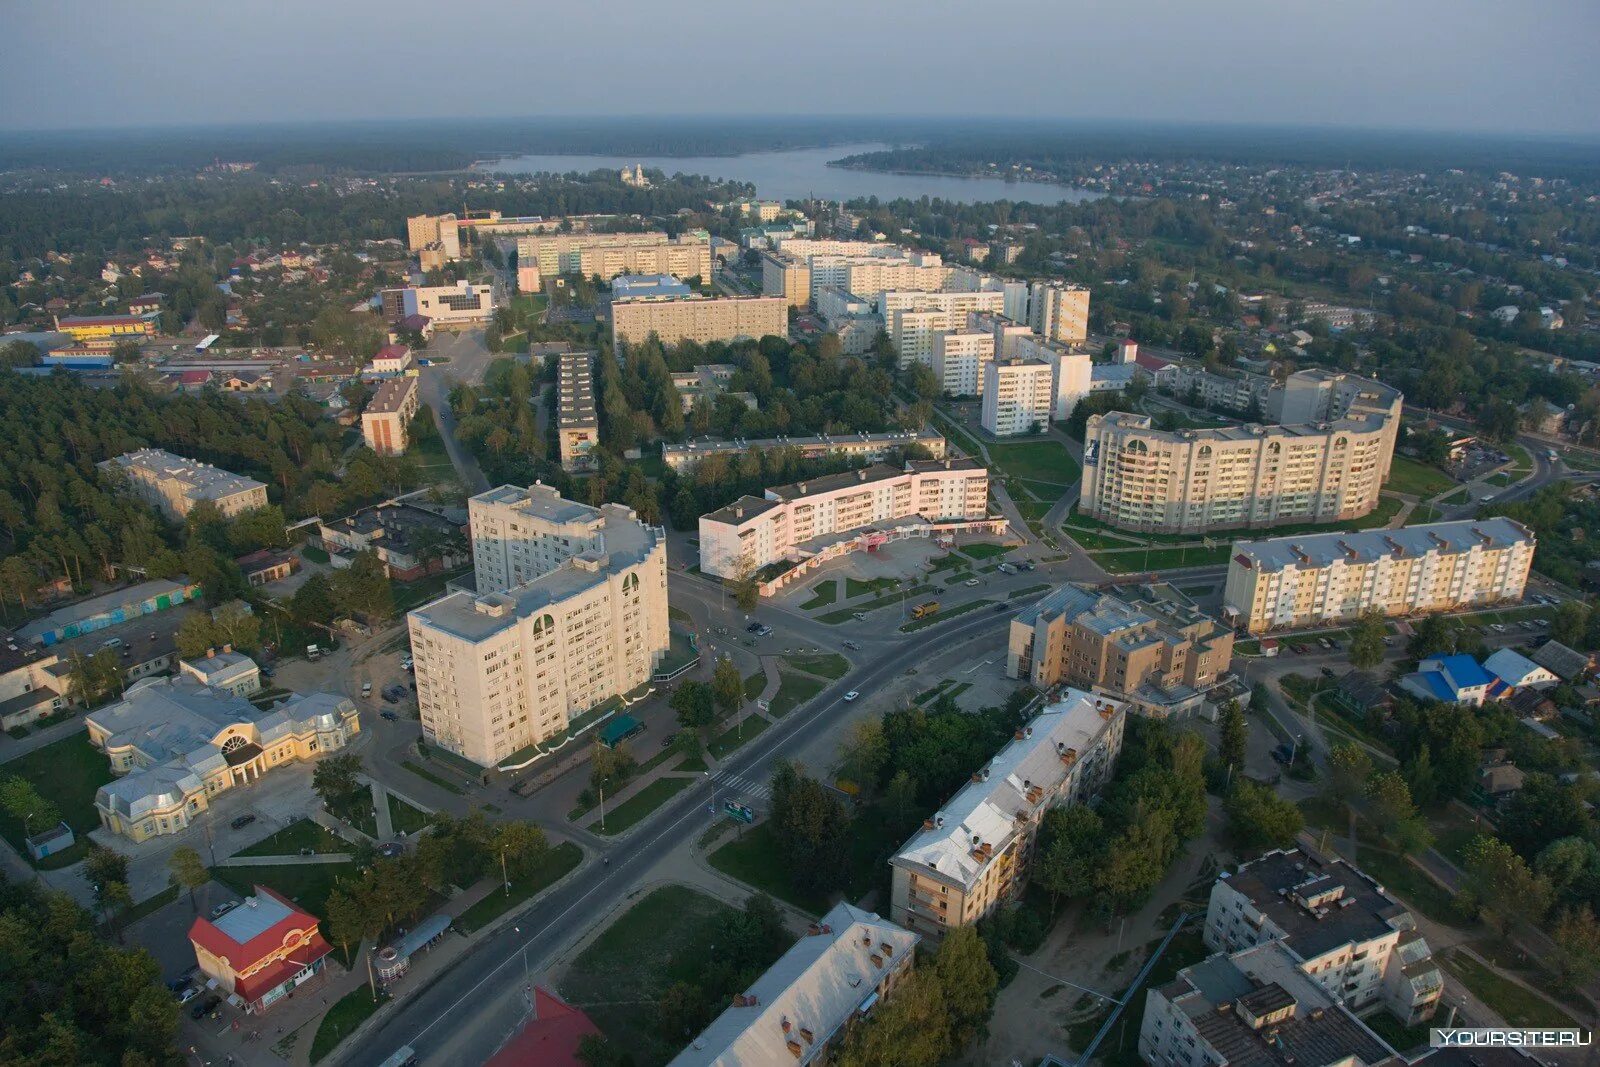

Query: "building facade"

xmin=698 ymin=459 xmax=993 ymax=582
xmin=981 ymin=358 xmax=1055 ymax=436
xmin=886 ymin=290 xmax=1006 ymax=368
xmin=382 ymin=281 xmax=496 ymax=327
xmin=1026 ymin=283 xmax=1091 ymax=344
xmin=931 ymin=329 xmax=995 ymax=397
xmin=889 ymin=690 xmax=1126 ymax=937
xmin=1007 ymin=583 xmax=1234 ymax=717
xmin=1223 ymin=518 xmax=1535 ymax=634
xmin=101 ymin=448 xmax=269 ymax=520
xmin=408 ymin=487 xmax=669 ymax=766
xmin=55 ymin=314 xmax=156 ymax=349
xmin=361 ymin=376 xmax=419 ymax=456
xmin=557 ymin=351 xmax=600 ymax=472
xmin=661 ymin=429 xmax=946 ymax=472
xmin=1080 ymin=410 xmax=1394 ymax=534
xmin=513 ymin=231 xmax=708 ymax=289
xmin=189 ymin=886 xmax=333 ymax=1015
xmin=611 ymin=295 xmax=787 ymax=349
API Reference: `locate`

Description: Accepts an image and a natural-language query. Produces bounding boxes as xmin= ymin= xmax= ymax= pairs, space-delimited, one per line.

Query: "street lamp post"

xmin=500 ymin=847 xmax=510 ymax=897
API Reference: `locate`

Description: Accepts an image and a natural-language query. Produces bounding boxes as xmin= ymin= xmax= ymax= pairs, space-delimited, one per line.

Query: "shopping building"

xmin=55 ymin=314 xmax=157 ymax=349
xmin=888 ymin=690 xmax=1126 ymax=937
xmin=100 ymin=448 xmax=269 ymax=521
xmin=408 ymin=487 xmax=669 ymax=766
xmin=1007 ymin=582 xmax=1234 ymax=718
xmin=380 ymin=281 xmax=496 ymax=327
xmin=88 ymin=676 xmax=359 ymax=842
xmin=189 ymin=886 xmax=333 ymax=1015
xmin=1222 ymin=518 xmax=1535 ymax=634
xmin=698 ymin=459 xmax=1001 ymax=595
xmin=1202 ymin=848 xmax=1444 ymax=1025
xmin=611 ymin=294 xmax=786 ymax=350
xmin=361 ymin=376 xmax=419 ymax=456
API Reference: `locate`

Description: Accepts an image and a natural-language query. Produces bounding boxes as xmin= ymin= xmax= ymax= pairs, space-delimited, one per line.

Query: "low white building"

xmin=178 ymin=649 xmax=261 ymax=697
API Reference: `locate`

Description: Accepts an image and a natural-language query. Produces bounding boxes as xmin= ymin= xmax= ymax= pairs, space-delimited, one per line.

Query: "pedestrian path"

xmin=711 ymin=769 xmax=770 ymax=801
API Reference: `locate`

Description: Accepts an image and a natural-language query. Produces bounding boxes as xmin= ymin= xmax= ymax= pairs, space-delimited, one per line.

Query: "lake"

xmin=484 ymin=143 xmax=1103 ymax=206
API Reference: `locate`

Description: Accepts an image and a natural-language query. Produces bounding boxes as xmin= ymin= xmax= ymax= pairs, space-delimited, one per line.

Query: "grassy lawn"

xmin=742 ymin=671 xmax=765 ymax=700
xmin=816 ymin=585 xmax=933 ymax=624
xmin=845 ymin=576 xmax=897 ymax=598
xmin=453 ymin=842 xmax=582 ymax=933
xmin=655 ymin=629 xmax=699 ymax=677
xmin=0 ymin=733 xmax=113 ymax=869
xmin=929 ymin=407 xmax=986 ymax=460
xmin=593 ymin=776 xmax=693 ymax=836
xmin=210 ymin=860 xmax=353 ymax=919
xmin=1431 ymin=808 xmax=1493 ymax=865
xmin=394 ymin=566 xmax=471 ymax=611
xmin=1065 ymin=925 xmax=1210 ymax=1064
xmin=1485 ymin=471 xmax=1513 ymax=488
xmin=387 ymin=794 xmax=432 ymax=836
xmin=310 ymin=987 xmax=389 ymax=1064
xmin=1345 ymin=846 xmax=1456 ymax=926
xmin=899 ymin=598 xmax=994 ymax=631
xmin=1504 ymin=442 xmax=1533 ymax=470
xmin=987 ymin=439 xmax=1080 ymax=487
xmin=1561 ymin=450 xmax=1600 ymax=472
xmin=798 ymin=580 xmax=838 ymax=610
xmin=783 ymin=653 xmax=849 ymax=680
xmin=960 ymin=542 xmax=1011 ymax=560
xmin=1092 ymin=545 xmax=1232 ymax=573
xmin=400 ymin=759 xmax=466 ymax=795
xmin=236 ymin=819 xmax=349 ymax=857
xmin=1439 ymin=486 xmax=1472 ymax=506
xmin=708 ymin=713 xmax=770 ymax=759
xmin=769 ymin=670 xmax=826 ymax=716
xmin=1362 ymin=1010 xmax=1434 ymax=1055
xmin=709 ymin=823 xmax=831 ymax=915
xmin=1442 ymin=950 xmax=1578 ymax=1028
xmin=300 ymin=545 xmax=330 ymax=565
xmin=1386 ymin=455 xmax=1457 ymax=498
xmin=560 ymin=885 xmax=752 ymax=1066
xmin=1410 ymin=504 xmax=1442 ymax=524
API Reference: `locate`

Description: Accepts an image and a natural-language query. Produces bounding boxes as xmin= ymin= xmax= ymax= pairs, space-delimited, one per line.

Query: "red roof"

xmin=189 ymin=885 xmax=324 ymax=972
xmin=374 ymin=344 xmax=409 ymax=361
xmin=232 ymin=932 xmax=332 ymax=1005
xmin=178 ymin=370 xmax=212 ymax=385
xmin=485 ymin=988 xmax=600 ymax=1067
xmin=1134 ymin=352 xmax=1171 ymax=372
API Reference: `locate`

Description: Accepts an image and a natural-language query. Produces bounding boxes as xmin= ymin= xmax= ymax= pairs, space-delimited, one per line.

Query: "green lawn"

xmin=769 ymin=670 xmax=827 ymax=716
xmin=592 ymin=776 xmax=694 ymax=836
xmin=210 ymin=860 xmax=353 ymax=919
xmin=655 ymin=630 xmax=699 ymax=677
xmin=742 ymin=671 xmax=765 ymax=700
xmin=1439 ymin=486 xmax=1472 ymax=506
xmin=1386 ymin=455 xmax=1457 ymax=498
xmin=300 ymin=545 xmax=330 ymax=565
xmin=453 ymin=842 xmax=583 ymax=933
xmin=1092 ymin=545 xmax=1232 ymax=573
xmin=0 ymin=733 xmax=113 ymax=869
xmin=387 ymin=794 xmax=432 ymax=836
xmin=816 ymin=585 xmax=934 ymax=624
xmin=1485 ymin=471 xmax=1513 ymax=488
xmin=310 ymin=987 xmax=389 ymax=1064
xmin=400 ymin=759 xmax=466 ymax=795
xmin=899 ymin=598 xmax=994 ymax=631
xmin=709 ymin=823 xmax=831 ymax=914
xmin=236 ymin=819 xmax=349 ymax=857
xmin=708 ymin=713 xmax=771 ymax=759
xmin=798 ymin=581 xmax=838 ymax=610
xmin=987 ymin=439 xmax=1081 ymax=487
xmin=845 ymin=576 xmax=897 ymax=599
xmin=395 ymin=566 xmax=471 ymax=611
xmin=783 ymin=653 xmax=849 ymax=680
xmin=1442 ymin=950 xmax=1578 ymax=1028
xmin=560 ymin=885 xmax=754 ymax=1066
xmin=1345 ymin=846 xmax=1456 ymax=926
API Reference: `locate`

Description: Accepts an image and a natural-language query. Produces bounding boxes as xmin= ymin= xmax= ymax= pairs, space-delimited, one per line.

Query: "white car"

xmin=361 ymin=682 xmax=373 ymax=697
xmin=843 ymin=691 xmax=860 ymax=702
xmin=963 ymin=578 xmax=980 ymax=587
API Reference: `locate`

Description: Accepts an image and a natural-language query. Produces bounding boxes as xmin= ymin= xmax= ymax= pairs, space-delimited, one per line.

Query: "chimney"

xmin=206 ymin=648 xmax=215 ymax=659
xmin=222 ymin=644 xmax=232 ymax=655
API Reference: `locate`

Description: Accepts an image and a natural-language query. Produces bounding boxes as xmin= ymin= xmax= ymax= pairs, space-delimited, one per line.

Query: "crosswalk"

xmin=712 ymin=770 xmax=770 ymax=801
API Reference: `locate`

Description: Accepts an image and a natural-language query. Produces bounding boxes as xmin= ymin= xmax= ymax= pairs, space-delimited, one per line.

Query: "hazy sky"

xmin=4 ymin=0 xmax=1597 ymax=135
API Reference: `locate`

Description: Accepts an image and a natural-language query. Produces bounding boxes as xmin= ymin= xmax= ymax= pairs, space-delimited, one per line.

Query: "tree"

xmin=291 ymin=571 xmax=337 ymax=626
xmin=1216 ymin=701 xmax=1247 ymax=779
xmin=589 ymin=738 xmax=637 ymax=795
xmin=931 ymin=925 xmax=999 ymax=1049
xmin=729 ymin=552 xmax=760 ymax=612
xmin=768 ymin=761 xmax=850 ymax=898
xmin=313 ymin=753 xmax=366 ymax=818
xmin=655 ymin=981 xmax=711 ymax=1043
xmin=1326 ymin=743 xmax=1374 ymax=809
xmin=835 ymin=969 xmax=952 ymax=1067
xmin=1249 ymin=684 xmax=1270 ymax=717
xmin=882 ymin=768 xmax=920 ymax=835
xmin=1348 ymin=611 xmax=1386 ymax=671
xmin=1033 ymin=805 xmax=1105 ymax=917
xmin=1366 ymin=771 xmax=1432 ymax=854
xmin=491 ymin=821 xmax=549 ymax=881
xmin=1551 ymin=906 xmax=1600 ymax=989
xmin=0 ymin=776 xmax=60 ymax=835
xmin=209 ymin=599 xmax=263 ymax=652
xmin=65 ymin=648 xmax=123 ymax=706
xmin=83 ymin=844 xmax=132 ymax=928
xmin=1225 ymin=780 xmax=1304 ymax=849
xmin=1461 ymin=834 xmax=1552 ymax=936
xmin=837 ymin=718 xmax=887 ymax=795
xmin=670 ymin=680 xmax=716 ymax=735
xmin=167 ymin=846 xmax=209 ymax=913
xmin=324 ymin=887 xmax=370 ymax=963
xmin=711 ymin=656 xmax=743 ymax=720
xmin=1499 ymin=774 xmax=1591 ymax=861
xmin=174 ymin=612 xmax=217 ymax=659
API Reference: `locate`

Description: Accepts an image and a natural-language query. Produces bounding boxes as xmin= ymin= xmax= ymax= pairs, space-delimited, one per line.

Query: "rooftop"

xmin=1230 ymin=517 xmax=1534 ymax=574
xmin=366 ymin=376 xmax=417 ymax=414
xmin=1093 ymin=409 xmax=1390 ymax=445
xmin=612 ymin=274 xmax=693 ymax=301
xmin=1533 ymin=639 xmax=1592 ymax=680
xmin=102 ymin=448 xmax=267 ymax=503
xmin=1221 ymin=848 xmax=1414 ymax=961
xmin=0 ymin=627 xmax=49 ymax=676
xmin=19 ymin=577 xmax=196 ymax=641
xmin=474 ymin=483 xmax=608 ymax=528
xmin=663 ymin=428 xmax=944 ymax=459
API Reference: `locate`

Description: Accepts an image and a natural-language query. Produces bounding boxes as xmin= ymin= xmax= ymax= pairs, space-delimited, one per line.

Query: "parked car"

xmin=210 ymin=901 xmax=238 ymax=919
xmin=177 ymin=986 xmax=201 ymax=1004
xmin=993 ymin=602 xmax=1010 ymax=612
xmin=963 ymin=578 xmax=980 ymax=587
xmin=381 ymin=710 xmax=399 ymax=722
xmin=843 ymin=691 xmax=860 ymax=702
xmin=191 ymin=995 xmax=221 ymax=1020
xmin=361 ymin=682 xmax=373 ymax=697
xmin=746 ymin=622 xmax=763 ymax=633
xmin=1018 ymin=561 xmax=1035 ymax=571
xmin=851 ymin=612 xmax=866 ymax=621
xmin=842 ymin=640 xmax=861 ymax=650
xmin=230 ymin=814 xmax=256 ymax=831
xmin=1320 ymin=666 xmax=1336 ymax=678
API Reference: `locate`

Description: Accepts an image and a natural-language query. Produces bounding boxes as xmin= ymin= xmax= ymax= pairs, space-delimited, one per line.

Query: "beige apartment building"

xmin=886 ymin=290 xmax=1007 ymax=368
xmin=408 ymin=487 xmax=669 ymax=766
xmin=889 ymin=690 xmax=1127 ymax=938
xmin=698 ymin=459 xmax=997 ymax=591
xmin=1223 ymin=517 xmax=1535 ymax=634
xmin=980 ymin=358 xmax=1055 ymax=436
xmin=931 ymin=330 xmax=995 ymax=396
xmin=361 ymin=376 xmax=419 ymax=456
xmin=661 ymin=429 xmax=946 ymax=472
xmin=1026 ymin=283 xmax=1091 ymax=344
xmin=556 ymin=351 xmax=600 ymax=473
xmin=100 ymin=448 xmax=269 ymax=521
xmin=1080 ymin=410 xmax=1394 ymax=534
xmin=611 ymin=295 xmax=786 ymax=349
xmin=513 ymin=231 xmax=709 ymax=291
xmin=760 ymin=252 xmax=812 ymax=307
xmin=1007 ymin=582 xmax=1234 ymax=718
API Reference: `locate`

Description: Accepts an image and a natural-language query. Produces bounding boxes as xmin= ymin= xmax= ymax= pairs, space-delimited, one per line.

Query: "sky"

xmin=3 ymin=0 xmax=1597 ymax=136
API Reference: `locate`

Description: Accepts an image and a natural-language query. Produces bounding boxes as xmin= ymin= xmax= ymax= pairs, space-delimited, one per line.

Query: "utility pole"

xmin=500 ymin=847 xmax=510 ymax=896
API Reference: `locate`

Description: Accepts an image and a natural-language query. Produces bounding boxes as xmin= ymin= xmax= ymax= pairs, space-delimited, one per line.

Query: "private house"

xmin=1398 ymin=654 xmax=1494 ymax=707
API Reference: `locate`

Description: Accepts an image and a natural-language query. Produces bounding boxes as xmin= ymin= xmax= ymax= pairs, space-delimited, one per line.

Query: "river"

xmin=483 ymin=142 xmax=1102 ymax=205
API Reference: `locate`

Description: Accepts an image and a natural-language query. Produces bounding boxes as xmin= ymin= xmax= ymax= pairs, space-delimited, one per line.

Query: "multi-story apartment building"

xmin=408 ymin=488 xmax=669 ymax=766
xmin=981 ymin=358 xmax=1055 ymax=436
xmin=661 ymin=429 xmax=946 ymax=472
xmin=1223 ymin=518 xmax=1535 ymax=634
xmin=100 ymin=448 xmax=269 ymax=521
xmin=886 ymin=290 xmax=1007 ymax=368
xmin=380 ymin=281 xmax=496 ymax=327
xmin=1080 ymin=410 xmax=1394 ymax=535
xmin=1139 ymin=939 xmax=1405 ymax=1067
xmin=407 ymin=213 xmax=462 ymax=258
xmin=668 ymin=902 xmax=918 ymax=1067
xmin=611 ymin=295 xmax=787 ymax=350
xmin=889 ymin=690 xmax=1126 ymax=938
xmin=760 ymin=252 xmax=812 ymax=307
xmin=1269 ymin=369 xmax=1403 ymax=483
xmin=513 ymin=232 xmax=710 ymax=292
xmin=557 ymin=351 xmax=599 ymax=473
xmin=1025 ymin=283 xmax=1091 ymax=344
xmin=810 ymin=251 xmax=948 ymax=302
xmin=1007 ymin=582 xmax=1234 ymax=718
xmin=968 ymin=311 xmax=1035 ymax=359
xmin=931 ymin=330 xmax=995 ymax=397
xmin=698 ymin=459 xmax=998 ymax=593
xmin=469 ymin=483 xmax=630 ymax=593
xmin=1202 ymin=848 xmax=1444 ymax=1025
xmin=361 ymin=376 xmax=419 ymax=456
xmin=1156 ymin=363 xmax=1273 ymax=413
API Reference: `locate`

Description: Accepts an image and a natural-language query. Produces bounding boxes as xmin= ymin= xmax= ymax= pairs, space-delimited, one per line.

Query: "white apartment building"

xmin=512 ymin=231 xmax=709 ymax=290
xmin=1026 ymin=283 xmax=1091 ymax=344
xmin=931 ymin=330 xmax=995 ymax=396
xmin=408 ymin=487 xmax=669 ymax=766
xmin=361 ymin=376 xmax=419 ymax=457
xmin=1080 ymin=410 xmax=1395 ymax=534
xmin=698 ymin=459 xmax=995 ymax=588
xmin=1223 ymin=518 xmax=1535 ymax=634
xmin=611 ymin=295 xmax=787 ymax=350
xmin=968 ymin=311 xmax=1035 ymax=359
xmin=761 ymin=252 xmax=812 ymax=307
xmin=886 ymin=290 xmax=1006 ymax=368
xmin=661 ymin=429 xmax=946 ymax=472
xmin=556 ymin=351 xmax=599 ymax=473
xmin=981 ymin=358 xmax=1055 ymax=436
xmin=100 ymin=449 xmax=269 ymax=521
xmin=889 ymin=690 xmax=1126 ymax=938
xmin=1203 ymin=848 xmax=1443 ymax=1025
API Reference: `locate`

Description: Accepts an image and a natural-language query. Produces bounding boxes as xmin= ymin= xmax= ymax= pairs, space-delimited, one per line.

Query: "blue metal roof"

xmin=1419 ymin=671 xmax=1458 ymax=703
xmin=1433 ymin=654 xmax=1493 ymax=689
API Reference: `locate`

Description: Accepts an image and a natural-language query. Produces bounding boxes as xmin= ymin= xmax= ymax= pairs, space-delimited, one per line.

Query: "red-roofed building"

xmin=188 ymin=885 xmax=333 ymax=1014
xmin=485 ymin=988 xmax=600 ymax=1067
xmin=1133 ymin=351 xmax=1171 ymax=374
